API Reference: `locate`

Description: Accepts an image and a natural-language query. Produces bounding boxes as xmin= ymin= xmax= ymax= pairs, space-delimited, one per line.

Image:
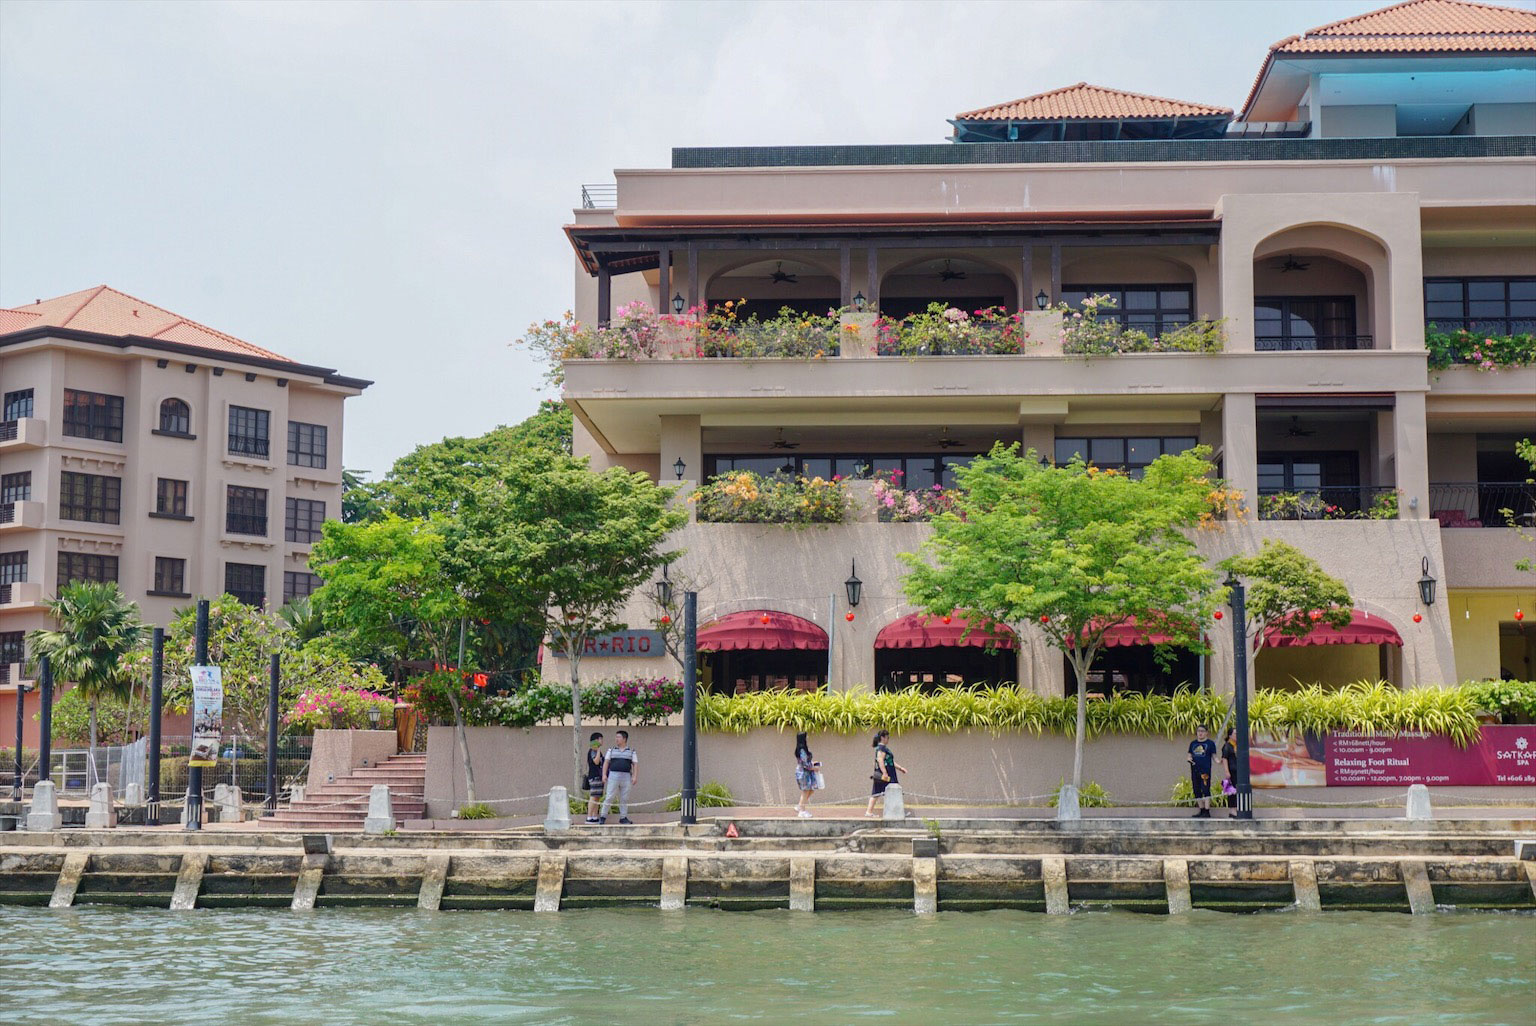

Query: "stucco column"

xmin=658 ymin=415 xmax=703 ymax=486
xmin=1392 ymin=391 xmax=1429 ymax=520
xmin=1220 ymin=393 xmax=1258 ymax=511
xmin=1021 ymin=423 xmax=1054 ymax=462
xmin=1215 ymin=205 xmax=1255 ymax=353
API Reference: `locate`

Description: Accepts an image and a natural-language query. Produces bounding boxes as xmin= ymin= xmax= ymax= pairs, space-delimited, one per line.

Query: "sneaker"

xmin=864 ymin=811 xmax=877 ymax=818
xmin=798 ymin=810 xmax=813 ymax=819
xmin=584 ymin=816 xmax=598 ymax=824
xmin=597 ymin=817 xmax=607 ymax=824
xmin=1191 ymin=809 xmax=1206 ymax=818
xmin=619 ymin=817 xmax=633 ymax=825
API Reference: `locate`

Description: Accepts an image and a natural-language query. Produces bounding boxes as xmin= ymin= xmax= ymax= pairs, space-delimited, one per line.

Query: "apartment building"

xmin=552 ymin=0 xmax=1536 ymax=695
xmin=0 ymin=286 xmax=368 ymax=723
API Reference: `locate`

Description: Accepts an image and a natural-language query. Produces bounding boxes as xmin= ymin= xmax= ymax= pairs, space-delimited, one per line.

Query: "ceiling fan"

xmin=769 ymin=261 xmax=798 ymax=285
xmin=935 ymin=427 xmax=964 ymax=449
xmin=938 ymin=259 xmax=967 ymax=282
xmin=1277 ymin=255 xmax=1311 ymax=273
xmin=1285 ymin=415 xmax=1315 ymax=438
xmin=770 ymin=428 xmax=799 ymax=450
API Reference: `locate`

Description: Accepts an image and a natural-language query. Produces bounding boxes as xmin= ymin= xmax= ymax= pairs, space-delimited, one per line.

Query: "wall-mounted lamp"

xmin=654 ymin=564 xmax=673 ymax=609
xmin=673 ymin=457 xmax=686 ymax=480
xmin=844 ymin=559 xmax=863 ymax=609
xmin=852 ymin=291 xmax=866 ymax=312
xmin=672 ymin=292 xmax=685 ymax=314
xmin=1418 ymin=556 xmax=1437 ymax=607
xmin=1034 ymin=290 xmax=1049 ymax=310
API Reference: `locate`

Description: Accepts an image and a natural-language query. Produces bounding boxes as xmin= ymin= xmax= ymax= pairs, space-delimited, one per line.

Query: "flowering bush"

xmin=875 ymin=303 xmax=1030 ymax=356
xmin=483 ymin=677 xmax=685 ymax=727
xmin=402 ymin=669 xmax=491 ymax=726
xmin=691 ymin=302 xmax=841 ymax=359
xmin=1426 ymin=327 xmax=1536 ymax=372
xmin=871 ymin=469 xmax=959 ymax=522
xmin=1059 ymin=295 xmax=1225 ymax=355
xmin=690 ymin=470 xmax=852 ymax=525
xmin=284 ymin=684 xmax=395 ymax=733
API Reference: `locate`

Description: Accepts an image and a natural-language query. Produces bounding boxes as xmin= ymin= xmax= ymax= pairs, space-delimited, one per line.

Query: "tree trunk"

xmin=569 ymin=646 xmax=584 ymax=797
xmin=445 ymin=688 xmax=477 ymax=806
xmin=1070 ymin=660 xmax=1087 ymax=791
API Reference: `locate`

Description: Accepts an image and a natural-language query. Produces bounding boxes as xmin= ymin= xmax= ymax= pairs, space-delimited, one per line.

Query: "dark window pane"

xmin=1468 ymin=299 xmax=1506 ymax=318
xmin=0 ymin=551 xmax=27 ymax=586
xmin=1089 ymin=438 xmax=1125 ymax=466
xmin=1424 ymin=281 xmax=1463 ymax=302
xmin=57 ymin=552 xmax=118 ymax=589
xmin=1425 ymin=301 xmax=1465 ymax=319
xmin=59 ymin=472 xmax=121 ymax=524
xmin=224 ymin=562 xmax=265 ymax=607
xmin=156 ymin=478 xmax=189 ymax=516
xmin=801 ymin=458 xmax=832 ymax=480
xmin=226 ymin=486 xmax=268 ymax=536
xmin=1055 ymin=439 xmax=1086 ymax=464
xmin=0 ymin=472 xmax=31 ymax=504
xmin=1123 ymin=290 xmax=1157 ymax=310
xmin=153 ymin=557 xmax=186 ymax=595
xmin=1508 ymin=280 xmax=1536 ymax=301
xmin=286 ymin=421 xmax=328 ymax=469
xmin=159 ymin=399 xmax=191 ymax=435
xmin=905 ymin=460 xmax=938 ymax=491
xmin=1166 ymin=437 xmax=1197 ymax=455
xmin=1126 ymin=438 xmax=1161 ymax=465
xmin=2 ymin=389 xmax=33 ymax=421
xmin=1467 ymin=281 xmax=1505 ymax=301
xmin=228 ymin=406 xmax=270 ymax=459
xmin=285 ymin=497 xmax=326 ymax=543
xmin=1160 ymin=289 xmax=1191 ymax=309
xmin=62 ymin=389 xmax=124 ymax=443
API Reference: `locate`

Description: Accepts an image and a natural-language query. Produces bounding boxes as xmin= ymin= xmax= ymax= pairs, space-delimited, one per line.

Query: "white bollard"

xmin=218 ymin=786 xmax=243 ymax=823
xmin=363 ymin=784 xmax=394 ymax=834
xmin=545 ymin=786 xmax=571 ymax=832
xmin=881 ymin=783 xmax=907 ymax=821
xmin=26 ymin=780 xmax=62 ymax=831
xmin=1056 ymin=783 xmax=1082 ymax=822
xmin=123 ymin=782 xmax=145 ymax=807
xmin=290 ymin=784 xmax=306 ymax=803
xmin=85 ymin=782 xmax=116 ymax=829
xmin=1405 ymin=783 xmax=1433 ymax=821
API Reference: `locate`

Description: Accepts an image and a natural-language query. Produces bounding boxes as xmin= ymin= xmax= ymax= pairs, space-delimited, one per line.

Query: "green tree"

xmin=448 ymin=453 xmax=686 ymax=794
xmin=26 ymin=582 xmax=144 ymax=772
xmin=341 ymin=469 xmax=383 ymax=524
xmin=1508 ymin=438 xmax=1535 ymax=574
xmin=901 ymin=445 xmax=1220 ymax=789
xmin=1217 ymin=540 xmax=1353 ymax=692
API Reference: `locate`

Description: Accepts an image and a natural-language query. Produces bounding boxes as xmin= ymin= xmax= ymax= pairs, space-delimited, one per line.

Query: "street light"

xmin=845 ymin=560 xmax=863 ymax=609
xmin=13 ymin=680 xmax=31 ymax=798
xmin=1224 ymin=571 xmax=1253 ymax=820
xmin=672 ymin=292 xmax=686 ymax=315
xmin=1035 ymin=289 xmax=1049 ymax=310
xmin=852 ymin=291 xmax=866 ymax=312
xmin=673 ymin=457 xmax=687 ymax=481
xmin=654 ymin=564 xmax=673 ymax=609
xmin=367 ymin=704 xmax=382 ymax=728
xmin=1418 ymin=557 xmax=1437 ymax=607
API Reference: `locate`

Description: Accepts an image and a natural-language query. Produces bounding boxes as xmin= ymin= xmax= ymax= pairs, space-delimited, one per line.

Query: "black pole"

xmin=265 ymin=653 xmax=279 ymax=815
xmin=680 ymin=590 xmax=698 ymax=825
xmin=12 ymin=681 xmax=25 ymax=798
xmin=37 ymin=656 xmax=52 ymax=784
xmin=1228 ymin=576 xmax=1253 ymax=820
xmin=147 ymin=627 xmax=163 ymax=822
xmin=186 ymin=599 xmax=209 ymax=831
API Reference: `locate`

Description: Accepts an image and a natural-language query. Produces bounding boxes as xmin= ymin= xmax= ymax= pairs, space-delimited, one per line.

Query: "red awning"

xmin=1263 ymin=609 xmax=1403 ymax=648
xmin=875 ymin=614 xmax=1017 ymax=650
xmin=1100 ymin=618 xmax=1181 ymax=649
xmin=697 ymin=611 xmax=828 ymax=652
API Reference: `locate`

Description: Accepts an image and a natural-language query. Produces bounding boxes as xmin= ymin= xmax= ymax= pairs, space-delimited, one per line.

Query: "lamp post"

xmin=265 ymin=653 xmax=279 ymax=815
xmin=673 ymin=458 xmax=686 ymax=481
xmin=148 ymin=628 xmax=163 ymax=823
xmin=1418 ymin=557 xmax=1437 ymax=607
xmin=852 ymin=291 xmax=866 ymax=312
xmin=672 ymin=292 xmax=685 ymax=315
xmin=1225 ymin=572 xmax=1253 ymax=820
xmin=367 ymin=704 xmax=382 ymax=728
xmin=1035 ymin=289 xmax=1049 ymax=310
xmin=186 ymin=599 xmax=209 ymax=830
xmin=38 ymin=655 xmax=52 ymax=787
xmin=680 ymin=590 xmax=698 ymax=825
xmin=12 ymin=680 xmax=30 ymax=798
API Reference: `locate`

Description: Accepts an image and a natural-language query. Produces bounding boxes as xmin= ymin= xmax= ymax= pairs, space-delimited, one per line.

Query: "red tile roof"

xmin=0 ymin=285 xmax=296 ymax=363
xmin=956 ymin=82 xmax=1231 ymax=122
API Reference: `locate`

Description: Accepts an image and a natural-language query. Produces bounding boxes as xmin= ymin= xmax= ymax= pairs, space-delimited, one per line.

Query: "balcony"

xmin=1429 ymin=482 xmax=1536 ymax=529
xmin=1255 ymin=334 xmax=1373 ymax=352
xmin=0 ymin=500 xmax=44 ymax=530
xmin=1257 ymin=486 xmax=1399 ymax=521
xmin=0 ymin=580 xmax=45 ymax=611
xmin=0 ymin=417 xmax=46 ymax=449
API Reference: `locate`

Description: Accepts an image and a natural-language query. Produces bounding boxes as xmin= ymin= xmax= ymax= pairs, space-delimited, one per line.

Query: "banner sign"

xmin=188 ymin=665 xmax=223 ymax=768
xmin=549 ymin=630 xmax=663 ymax=658
xmin=1248 ymin=725 xmax=1536 ymax=788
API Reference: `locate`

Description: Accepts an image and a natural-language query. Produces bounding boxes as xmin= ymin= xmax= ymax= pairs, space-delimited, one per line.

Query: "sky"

xmin=1 ymin=0 xmax=1383 ymax=475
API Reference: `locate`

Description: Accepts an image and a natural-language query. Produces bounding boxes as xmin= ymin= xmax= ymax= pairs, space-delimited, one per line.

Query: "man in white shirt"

xmin=599 ymin=730 xmax=638 ymax=824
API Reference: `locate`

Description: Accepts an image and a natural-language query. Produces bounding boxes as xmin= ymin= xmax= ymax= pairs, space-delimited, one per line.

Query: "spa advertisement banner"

xmin=1248 ymin=725 xmax=1536 ymax=788
xmin=188 ymin=665 xmax=224 ymax=768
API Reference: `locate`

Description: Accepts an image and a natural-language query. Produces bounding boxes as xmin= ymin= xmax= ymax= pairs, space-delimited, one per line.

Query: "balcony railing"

xmin=0 ymin=503 xmax=12 ymax=525
xmin=580 ymin=183 xmax=617 ymax=209
xmin=1257 ymin=485 xmax=1398 ymax=520
xmin=1429 ymin=482 xmax=1536 ymax=528
xmin=1255 ymin=335 xmax=1373 ymax=352
xmin=226 ymin=514 xmax=268 ymax=536
xmin=0 ymin=583 xmax=10 ymax=604
xmin=0 ymin=421 xmax=16 ymax=442
xmin=227 ymin=436 xmax=270 ymax=459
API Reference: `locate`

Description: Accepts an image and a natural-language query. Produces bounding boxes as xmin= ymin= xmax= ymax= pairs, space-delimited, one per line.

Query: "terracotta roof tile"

xmin=956 ymin=82 xmax=1231 ymax=122
xmin=1 ymin=285 xmax=295 ymax=363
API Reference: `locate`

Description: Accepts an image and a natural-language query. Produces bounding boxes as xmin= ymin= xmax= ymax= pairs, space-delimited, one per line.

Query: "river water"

xmin=5 ymin=906 xmax=1532 ymax=1026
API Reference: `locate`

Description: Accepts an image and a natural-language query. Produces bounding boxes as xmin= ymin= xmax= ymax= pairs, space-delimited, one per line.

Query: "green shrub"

xmin=483 ymin=677 xmax=684 ymax=728
xmin=1426 ymin=327 xmax=1536 ymax=372
xmin=457 ymin=802 xmax=495 ymax=820
xmin=1169 ymin=775 xmax=1229 ymax=808
xmin=690 ymin=470 xmax=852 ymax=525
xmin=874 ymin=303 xmax=1032 ymax=356
xmin=1465 ymin=679 xmax=1536 ymax=722
xmin=662 ymin=780 xmax=734 ymax=812
xmin=1051 ymin=779 xmax=1111 ymax=808
xmin=1060 ymin=295 xmax=1224 ymax=355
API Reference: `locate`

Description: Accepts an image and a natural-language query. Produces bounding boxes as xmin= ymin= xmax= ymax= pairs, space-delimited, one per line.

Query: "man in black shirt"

xmin=1187 ymin=724 xmax=1218 ymax=819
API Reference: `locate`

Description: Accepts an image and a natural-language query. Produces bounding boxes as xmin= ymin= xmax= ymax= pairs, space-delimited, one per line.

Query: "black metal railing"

xmin=0 ymin=503 xmax=13 ymax=525
xmin=0 ymin=583 xmax=11 ymax=604
xmin=227 ymin=435 xmax=270 ymax=459
xmin=1255 ymin=335 xmax=1374 ymax=352
xmin=1257 ymin=485 xmax=1399 ymax=520
xmin=0 ymin=421 xmax=16 ymax=442
xmin=225 ymin=514 xmax=268 ymax=536
xmin=1429 ymin=482 xmax=1536 ymax=528
xmin=1426 ymin=318 xmax=1536 ymax=338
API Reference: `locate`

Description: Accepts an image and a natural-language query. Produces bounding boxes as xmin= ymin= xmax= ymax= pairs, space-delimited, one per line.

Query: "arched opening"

xmin=705 ymin=258 xmax=840 ymax=320
xmin=697 ymin=610 xmax=828 ymax=694
xmin=1252 ymin=225 xmax=1388 ymax=351
xmin=1062 ymin=620 xmax=1201 ymax=696
xmin=1255 ymin=609 xmax=1404 ymax=687
xmin=878 ymin=255 xmax=1016 ymax=319
xmin=874 ymin=613 xmax=1015 ymax=691
xmin=158 ymin=398 xmax=190 ymax=435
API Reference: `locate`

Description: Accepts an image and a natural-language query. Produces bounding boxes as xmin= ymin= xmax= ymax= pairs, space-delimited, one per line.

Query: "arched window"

xmin=159 ymin=398 xmax=190 ymax=435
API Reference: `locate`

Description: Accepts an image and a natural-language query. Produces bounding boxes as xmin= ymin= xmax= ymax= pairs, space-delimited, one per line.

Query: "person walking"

xmin=864 ymin=729 xmax=907 ymax=818
xmin=1187 ymin=724 xmax=1218 ymax=818
xmin=583 ymin=732 xmax=605 ymax=823
xmin=1220 ymin=727 xmax=1240 ymax=819
xmin=599 ymin=730 xmax=638 ymax=825
xmin=793 ymin=731 xmax=822 ymax=818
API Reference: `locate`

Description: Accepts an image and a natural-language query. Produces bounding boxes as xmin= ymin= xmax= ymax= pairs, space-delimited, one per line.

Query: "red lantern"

xmin=1039 ymin=615 xmax=1050 ymax=624
xmin=1517 ymin=609 xmax=1526 ymax=622
xmin=941 ymin=615 xmax=952 ymax=625
xmin=1308 ymin=610 xmax=1323 ymax=622
xmin=845 ymin=611 xmax=856 ymax=622
xmin=472 ymin=673 xmax=488 ymax=689
xmin=659 ymin=615 xmax=671 ymax=626
xmin=760 ymin=613 xmax=771 ymax=624
xmin=1213 ymin=611 xmax=1223 ymax=621
xmin=1412 ymin=613 xmax=1422 ymax=624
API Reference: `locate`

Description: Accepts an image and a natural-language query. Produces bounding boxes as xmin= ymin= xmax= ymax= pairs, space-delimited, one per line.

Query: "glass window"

xmin=225 ymin=562 xmax=265 ymax=607
xmin=2 ymin=389 xmax=33 ymax=421
xmin=152 ymin=557 xmax=186 ymax=596
xmin=59 ymin=472 xmax=121 ymax=524
xmin=1 ymin=472 xmax=31 ymax=504
xmin=0 ymin=551 xmax=27 ymax=585
xmin=285 ymin=497 xmax=326 ymax=543
xmin=57 ymin=552 xmax=118 ymax=589
xmin=155 ymin=479 xmax=189 ymax=517
xmin=0 ymin=632 xmax=23 ymax=667
xmin=1060 ymin=284 xmax=1193 ymax=336
xmin=158 ymin=399 xmax=191 ymax=435
xmin=283 ymin=571 xmax=321 ymax=604
xmin=1090 ymin=438 xmax=1126 ymax=466
xmin=226 ymin=486 xmax=268 ymax=536
xmin=286 ymin=422 xmax=328 ymax=469
xmin=801 ymin=458 xmax=832 ymax=481
xmin=62 ymin=389 xmax=125 ymax=442
xmin=1054 ymin=438 xmax=1087 ymax=464
xmin=1423 ymin=277 xmax=1536 ymax=335
xmin=228 ymin=406 xmax=270 ymax=459
xmin=1253 ymin=297 xmax=1361 ymax=350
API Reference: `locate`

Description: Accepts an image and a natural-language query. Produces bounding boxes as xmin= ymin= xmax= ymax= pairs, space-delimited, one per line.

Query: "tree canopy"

xmin=1218 ymin=540 xmax=1353 ymax=686
xmin=27 ymin=581 xmax=144 ymax=760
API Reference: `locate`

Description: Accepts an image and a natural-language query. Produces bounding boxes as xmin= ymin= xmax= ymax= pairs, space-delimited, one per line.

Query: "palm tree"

xmin=27 ymin=582 xmax=144 ymax=783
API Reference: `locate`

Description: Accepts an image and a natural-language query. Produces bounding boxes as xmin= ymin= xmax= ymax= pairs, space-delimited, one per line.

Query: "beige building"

xmin=0 ymin=286 xmax=368 ymax=731
xmin=554 ymin=0 xmax=1536 ymax=694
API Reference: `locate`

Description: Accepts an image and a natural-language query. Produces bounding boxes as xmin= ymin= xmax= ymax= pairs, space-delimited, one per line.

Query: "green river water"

xmin=4 ymin=906 xmax=1532 ymax=1026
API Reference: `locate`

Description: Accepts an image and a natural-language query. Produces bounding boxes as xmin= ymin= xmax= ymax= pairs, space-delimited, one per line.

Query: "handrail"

xmin=580 ymin=183 xmax=617 ymax=209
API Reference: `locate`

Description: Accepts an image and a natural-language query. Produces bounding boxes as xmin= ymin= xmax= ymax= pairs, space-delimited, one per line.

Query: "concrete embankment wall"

xmin=421 ymin=726 xmax=1536 ymax=818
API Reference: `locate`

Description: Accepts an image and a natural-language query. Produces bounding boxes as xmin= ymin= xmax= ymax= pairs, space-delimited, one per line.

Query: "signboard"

xmin=188 ymin=665 xmax=223 ymax=768
xmin=549 ymin=630 xmax=664 ymax=658
xmin=1247 ymin=725 xmax=1536 ymax=788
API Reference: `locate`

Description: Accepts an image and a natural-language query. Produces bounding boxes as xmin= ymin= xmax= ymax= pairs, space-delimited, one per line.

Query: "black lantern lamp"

xmin=367 ymin=704 xmax=381 ymax=727
xmin=655 ymin=564 xmax=673 ymax=609
xmin=673 ymin=457 xmax=687 ymax=480
xmin=852 ymin=291 xmax=866 ymax=312
xmin=845 ymin=559 xmax=863 ymax=609
xmin=1419 ymin=557 xmax=1437 ymax=607
xmin=1035 ymin=289 xmax=1049 ymax=310
xmin=672 ymin=292 xmax=685 ymax=314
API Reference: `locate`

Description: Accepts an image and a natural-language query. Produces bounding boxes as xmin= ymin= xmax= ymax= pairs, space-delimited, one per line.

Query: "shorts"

xmin=1190 ymin=767 xmax=1212 ymax=800
xmin=583 ymin=778 xmax=603 ymax=796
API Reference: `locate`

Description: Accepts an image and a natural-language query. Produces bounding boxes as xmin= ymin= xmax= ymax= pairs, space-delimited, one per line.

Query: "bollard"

xmin=218 ymin=786 xmax=244 ymax=823
xmin=881 ymin=783 xmax=906 ymax=820
xmin=123 ymin=782 xmax=145 ymax=807
xmin=26 ymin=779 xmax=61 ymax=831
xmin=290 ymin=784 xmax=306 ymax=803
xmin=1405 ymin=784 xmax=1432 ymax=821
xmin=545 ymin=786 xmax=571 ymax=832
xmin=363 ymin=785 xmax=394 ymax=834
xmin=85 ymin=782 xmax=116 ymax=829
xmin=1056 ymin=783 xmax=1081 ymax=822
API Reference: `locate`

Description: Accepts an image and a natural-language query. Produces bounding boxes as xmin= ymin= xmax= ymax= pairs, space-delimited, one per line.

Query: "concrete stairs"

xmin=265 ymin=753 xmax=426 ymax=831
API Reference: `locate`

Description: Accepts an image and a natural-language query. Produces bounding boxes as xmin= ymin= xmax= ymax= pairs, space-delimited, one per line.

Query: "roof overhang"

xmin=1242 ymin=49 xmax=1536 ymax=121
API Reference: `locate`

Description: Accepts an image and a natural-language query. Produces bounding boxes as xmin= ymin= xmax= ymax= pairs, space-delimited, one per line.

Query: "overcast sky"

xmin=2 ymin=0 xmax=1377 ymax=474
